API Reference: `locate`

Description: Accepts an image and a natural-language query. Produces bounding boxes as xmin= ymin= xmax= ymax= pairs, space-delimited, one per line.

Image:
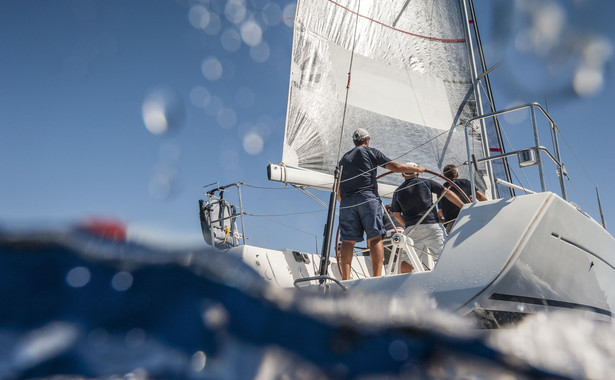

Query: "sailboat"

xmin=199 ymin=0 xmax=614 ymax=328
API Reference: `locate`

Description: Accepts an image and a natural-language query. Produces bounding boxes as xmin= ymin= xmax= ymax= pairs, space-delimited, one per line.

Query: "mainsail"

xmin=276 ymin=0 xmax=486 ymax=194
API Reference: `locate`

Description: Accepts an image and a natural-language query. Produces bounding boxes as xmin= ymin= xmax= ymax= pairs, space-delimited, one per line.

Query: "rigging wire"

xmin=249 ymin=214 xmax=322 ymax=238
xmin=334 ymin=0 xmax=362 ymax=163
xmin=246 ymin=209 xmax=327 ymax=217
xmin=557 ymin=130 xmax=597 ymax=186
xmin=339 ymin=124 xmax=467 ymax=185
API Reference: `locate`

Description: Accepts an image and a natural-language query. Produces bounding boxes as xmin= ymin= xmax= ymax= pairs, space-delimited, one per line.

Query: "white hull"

xmin=223 ymin=192 xmax=614 ymax=327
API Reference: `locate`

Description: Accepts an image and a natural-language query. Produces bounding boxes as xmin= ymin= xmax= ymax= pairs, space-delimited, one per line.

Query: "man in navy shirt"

xmin=438 ymin=164 xmax=488 ymax=234
xmin=391 ymin=163 xmax=464 ymax=272
xmin=337 ymin=128 xmax=424 ymax=280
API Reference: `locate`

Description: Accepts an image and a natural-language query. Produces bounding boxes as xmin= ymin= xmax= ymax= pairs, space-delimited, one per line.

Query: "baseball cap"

xmin=352 ymin=128 xmax=370 ymax=142
xmin=404 ymin=162 xmax=418 ymax=176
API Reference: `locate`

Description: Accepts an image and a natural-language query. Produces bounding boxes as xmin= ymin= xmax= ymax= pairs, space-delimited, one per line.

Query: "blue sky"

xmin=1 ymin=0 xmax=613 ymax=252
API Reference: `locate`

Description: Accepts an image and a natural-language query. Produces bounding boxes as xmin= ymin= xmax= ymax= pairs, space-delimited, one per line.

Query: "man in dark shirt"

xmin=391 ymin=163 xmax=464 ymax=271
xmin=337 ymin=128 xmax=424 ymax=280
xmin=438 ymin=164 xmax=488 ymax=234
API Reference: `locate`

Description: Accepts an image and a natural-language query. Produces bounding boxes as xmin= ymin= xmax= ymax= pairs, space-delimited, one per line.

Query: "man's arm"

xmin=385 ymin=161 xmax=426 ymax=174
xmin=437 ymin=209 xmax=445 ymax=223
xmin=393 ymin=212 xmax=405 ymax=227
xmin=475 ymin=190 xmax=488 ymax=201
xmin=443 ymin=188 xmax=465 ymax=208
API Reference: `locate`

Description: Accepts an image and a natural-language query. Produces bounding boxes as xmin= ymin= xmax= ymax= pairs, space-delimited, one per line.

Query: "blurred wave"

xmin=1 ymin=225 xmax=613 ymax=379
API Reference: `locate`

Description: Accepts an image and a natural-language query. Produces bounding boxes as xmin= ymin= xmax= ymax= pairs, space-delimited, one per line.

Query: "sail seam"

xmin=327 ymin=0 xmax=466 ymax=43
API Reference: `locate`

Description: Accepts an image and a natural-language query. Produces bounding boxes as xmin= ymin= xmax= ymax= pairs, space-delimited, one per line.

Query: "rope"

xmin=222 ymin=226 xmax=231 ymax=244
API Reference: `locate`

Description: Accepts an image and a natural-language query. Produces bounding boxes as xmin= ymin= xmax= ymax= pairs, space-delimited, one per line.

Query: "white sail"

xmin=279 ymin=0 xmax=484 ymax=188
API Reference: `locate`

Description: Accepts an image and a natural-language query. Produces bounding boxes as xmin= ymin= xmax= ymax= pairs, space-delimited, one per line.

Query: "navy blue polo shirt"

xmin=438 ymin=178 xmax=472 ymax=222
xmin=391 ymin=177 xmax=444 ymax=226
xmin=338 ymin=146 xmax=391 ymax=198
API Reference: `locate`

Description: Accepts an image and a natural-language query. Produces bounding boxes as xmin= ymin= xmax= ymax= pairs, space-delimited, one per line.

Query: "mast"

xmin=318 ymin=167 xmax=341 ymax=278
xmin=459 ymin=0 xmax=490 ymax=199
xmin=466 ymin=0 xmax=514 ymax=198
xmin=317 ymin=0 xmax=363 ymax=278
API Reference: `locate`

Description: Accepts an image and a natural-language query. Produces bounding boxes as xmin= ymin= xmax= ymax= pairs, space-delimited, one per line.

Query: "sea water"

xmin=0 ymin=226 xmax=613 ymax=379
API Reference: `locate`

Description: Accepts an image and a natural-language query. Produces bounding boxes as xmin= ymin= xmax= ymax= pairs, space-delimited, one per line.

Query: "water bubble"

xmin=261 ymin=3 xmax=282 ymax=26
xmin=573 ymin=66 xmax=603 ymax=97
xmin=217 ymin=107 xmax=237 ymax=129
xmin=241 ymin=21 xmax=262 ymax=46
xmin=66 ymin=266 xmax=91 ymax=288
xmin=201 ymin=57 xmax=223 ymax=81
xmin=142 ymin=87 xmax=184 ymax=135
xmin=282 ymin=4 xmax=296 ymax=27
xmin=87 ymin=328 xmax=108 ymax=345
xmin=388 ymin=339 xmax=409 ymax=361
xmin=149 ymin=165 xmax=181 ymax=199
xmin=204 ymin=95 xmax=224 ymax=116
xmin=111 ymin=271 xmax=133 ymax=291
xmin=235 ymin=87 xmax=255 ymax=108
xmin=188 ymin=5 xmax=211 ymax=30
xmin=225 ymin=0 xmax=247 ymax=25
xmin=529 ymin=2 xmax=565 ymax=56
xmin=221 ymin=28 xmax=242 ymax=52
xmin=190 ymin=86 xmax=211 ymax=108
xmin=574 ymin=37 xmax=612 ymax=97
xmin=243 ymin=131 xmax=264 ymax=155
xmin=191 ymin=351 xmax=207 ymax=372
xmin=583 ymin=37 xmax=613 ymax=68
xmin=203 ymin=13 xmax=222 ymax=36
xmin=250 ymin=41 xmax=270 ymax=63
xmin=250 ymin=0 xmax=270 ymax=11
xmin=125 ymin=328 xmax=146 ymax=347
xmin=202 ymin=303 xmax=229 ymax=329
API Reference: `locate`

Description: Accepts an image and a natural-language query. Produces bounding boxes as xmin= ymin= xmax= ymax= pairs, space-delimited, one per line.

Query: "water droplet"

xmin=241 ymin=21 xmax=262 ymax=46
xmin=142 ymin=87 xmax=184 ymax=135
xmin=190 ymin=86 xmax=212 ymax=108
xmin=191 ymin=351 xmax=207 ymax=372
xmin=217 ymin=107 xmax=237 ymax=129
xmin=250 ymin=41 xmax=270 ymax=63
xmin=204 ymin=95 xmax=224 ymax=116
xmin=261 ymin=3 xmax=282 ymax=26
xmin=111 ymin=271 xmax=133 ymax=292
xmin=243 ymin=131 xmax=264 ymax=155
xmin=125 ymin=328 xmax=146 ymax=347
xmin=282 ymin=4 xmax=296 ymax=27
xmin=225 ymin=0 xmax=247 ymax=25
xmin=188 ymin=5 xmax=211 ymax=30
xmin=66 ymin=266 xmax=91 ymax=288
xmin=201 ymin=57 xmax=223 ymax=81
xmin=203 ymin=13 xmax=222 ymax=36
xmin=221 ymin=28 xmax=242 ymax=52
xmin=388 ymin=339 xmax=409 ymax=361
xmin=202 ymin=303 xmax=229 ymax=329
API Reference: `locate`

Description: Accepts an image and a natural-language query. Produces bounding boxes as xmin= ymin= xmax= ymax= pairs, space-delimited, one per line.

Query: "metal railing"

xmin=464 ymin=102 xmax=567 ymax=202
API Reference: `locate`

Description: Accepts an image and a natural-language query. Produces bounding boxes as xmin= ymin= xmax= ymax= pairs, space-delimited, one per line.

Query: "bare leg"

xmin=401 ymin=261 xmax=414 ymax=273
xmin=367 ymin=235 xmax=384 ymax=277
xmin=340 ymin=240 xmax=356 ymax=280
